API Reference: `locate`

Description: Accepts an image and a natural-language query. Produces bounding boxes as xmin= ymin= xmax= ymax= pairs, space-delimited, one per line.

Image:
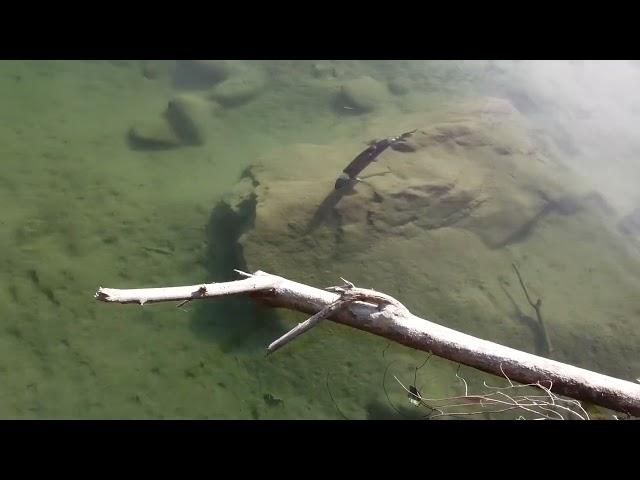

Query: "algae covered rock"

xmin=127 ymin=93 xmax=218 ymax=150
xmin=128 ymin=118 xmax=182 ymax=150
xmin=173 ymin=60 xmax=231 ymax=89
xmin=336 ymin=76 xmax=388 ymax=113
xmin=209 ymin=65 xmax=267 ymax=108
xmin=311 ymin=63 xmax=338 ymax=79
xmin=618 ymin=207 xmax=640 ymax=236
xmin=164 ymin=93 xmax=215 ymax=145
xmin=169 ymin=60 xmax=269 ymax=108
xmin=388 ymin=77 xmax=412 ymax=95
xmin=228 ymin=98 xmax=593 ymax=253
xmin=212 ymin=96 xmax=640 ymax=383
xmin=140 ymin=60 xmax=176 ymax=80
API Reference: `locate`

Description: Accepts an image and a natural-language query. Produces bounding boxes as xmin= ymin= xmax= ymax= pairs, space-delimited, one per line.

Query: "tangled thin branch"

xmin=393 ymin=363 xmax=591 ymax=420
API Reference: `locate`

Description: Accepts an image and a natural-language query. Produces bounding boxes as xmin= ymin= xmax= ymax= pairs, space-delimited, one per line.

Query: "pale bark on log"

xmin=266 ymin=298 xmax=348 ymax=354
xmin=95 ymin=270 xmax=640 ymax=416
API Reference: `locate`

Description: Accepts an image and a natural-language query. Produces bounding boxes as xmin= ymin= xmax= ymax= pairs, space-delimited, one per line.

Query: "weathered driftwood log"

xmin=94 ymin=270 xmax=640 ymax=416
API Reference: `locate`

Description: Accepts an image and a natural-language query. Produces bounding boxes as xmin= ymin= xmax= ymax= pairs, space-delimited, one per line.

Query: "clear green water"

xmin=0 ymin=60 xmax=406 ymax=419
xmin=1 ymin=60 xmax=638 ymax=419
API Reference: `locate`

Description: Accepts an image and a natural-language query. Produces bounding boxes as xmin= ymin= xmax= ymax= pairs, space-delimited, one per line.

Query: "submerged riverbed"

xmin=1 ymin=60 xmax=638 ymax=419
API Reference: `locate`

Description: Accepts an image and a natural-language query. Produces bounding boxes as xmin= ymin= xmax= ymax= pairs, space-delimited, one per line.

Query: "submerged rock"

xmin=209 ymin=65 xmax=267 ymax=108
xmin=217 ymin=98 xmax=627 ymax=280
xmin=388 ymin=77 xmax=412 ymax=95
xmin=212 ymin=95 xmax=640 ymax=386
xmin=311 ymin=63 xmax=338 ymax=79
xmin=140 ymin=60 xmax=176 ymax=80
xmin=127 ymin=93 xmax=218 ymax=150
xmin=164 ymin=93 xmax=215 ymax=145
xmin=225 ymin=99 xmax=602 ymax=253
xmin=618 ymin=207 xmax=640 ymax=236
xmin=336 ymin=76 xmax=388 ymax=113
xmin=128 ymin=118 xmax=182 ymax=150
xmin=173 ymin=60 xmax=231 ymax=90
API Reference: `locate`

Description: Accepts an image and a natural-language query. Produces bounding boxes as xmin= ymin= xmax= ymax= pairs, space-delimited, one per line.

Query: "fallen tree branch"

xmin=95 ymin=270 xmax=640 ymax=416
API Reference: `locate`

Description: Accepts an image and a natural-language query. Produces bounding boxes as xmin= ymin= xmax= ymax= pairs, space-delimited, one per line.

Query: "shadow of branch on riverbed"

xmin=188 ymin=196 xmax=287 ymax=354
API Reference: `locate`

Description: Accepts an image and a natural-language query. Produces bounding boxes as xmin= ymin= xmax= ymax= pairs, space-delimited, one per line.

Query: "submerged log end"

xmin=94 ymin=287 xmax=113 ymax=302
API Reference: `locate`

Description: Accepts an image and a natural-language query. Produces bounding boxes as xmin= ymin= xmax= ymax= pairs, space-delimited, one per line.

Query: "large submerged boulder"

xmin=164 ymin=93 xmax=216 ymax=146
xmin=173 ymin=60 xmax=231 ymax=89
xmin=127 ymin=93 xmax=220 ymax=150
xmin=128 ymin=118 xmax=183 ymax=150
xmin=229 ymin=97 xmax=604 ymax=253
xmin=336 ymin=76 xmax=389 ymax=113
xmin=209 ymin=64 xmax=267 ymax=108
xmin=215 ymin=96 xmax=640 ymax=382
xmin=171 ymin=60 xmax=268 ymax=108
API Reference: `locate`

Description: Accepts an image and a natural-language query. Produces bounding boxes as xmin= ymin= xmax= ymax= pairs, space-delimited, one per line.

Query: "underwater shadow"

xmin=126 ymin=130 xmax=181 ymax=152
xmin=188 ymin=193 xmax=288 ymax=354
xmin=189 ymin=299 xmax=286 ymax=355
xmin=365 ymin=400 xmax=427 ymax=420
xmin=499 ymin=282 xmax=549 ymax=356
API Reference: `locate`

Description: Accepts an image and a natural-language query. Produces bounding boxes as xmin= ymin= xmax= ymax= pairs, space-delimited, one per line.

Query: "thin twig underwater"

xmin=328 ymin=343 xmax=592 ymax=420
xmin=305 ymin=129 xmax=416 ymax=233
xmin=304 ymin=170 xmax=393 ymax=233
xmin=326 ymin=371 xmax=350 ymax=420
xmin=391 ymin=362 xmax=591 ymax=420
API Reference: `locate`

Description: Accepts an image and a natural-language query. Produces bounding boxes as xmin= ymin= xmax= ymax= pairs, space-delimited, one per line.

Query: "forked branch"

xmin=95 ymin=269 xmax=640 ymax=416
